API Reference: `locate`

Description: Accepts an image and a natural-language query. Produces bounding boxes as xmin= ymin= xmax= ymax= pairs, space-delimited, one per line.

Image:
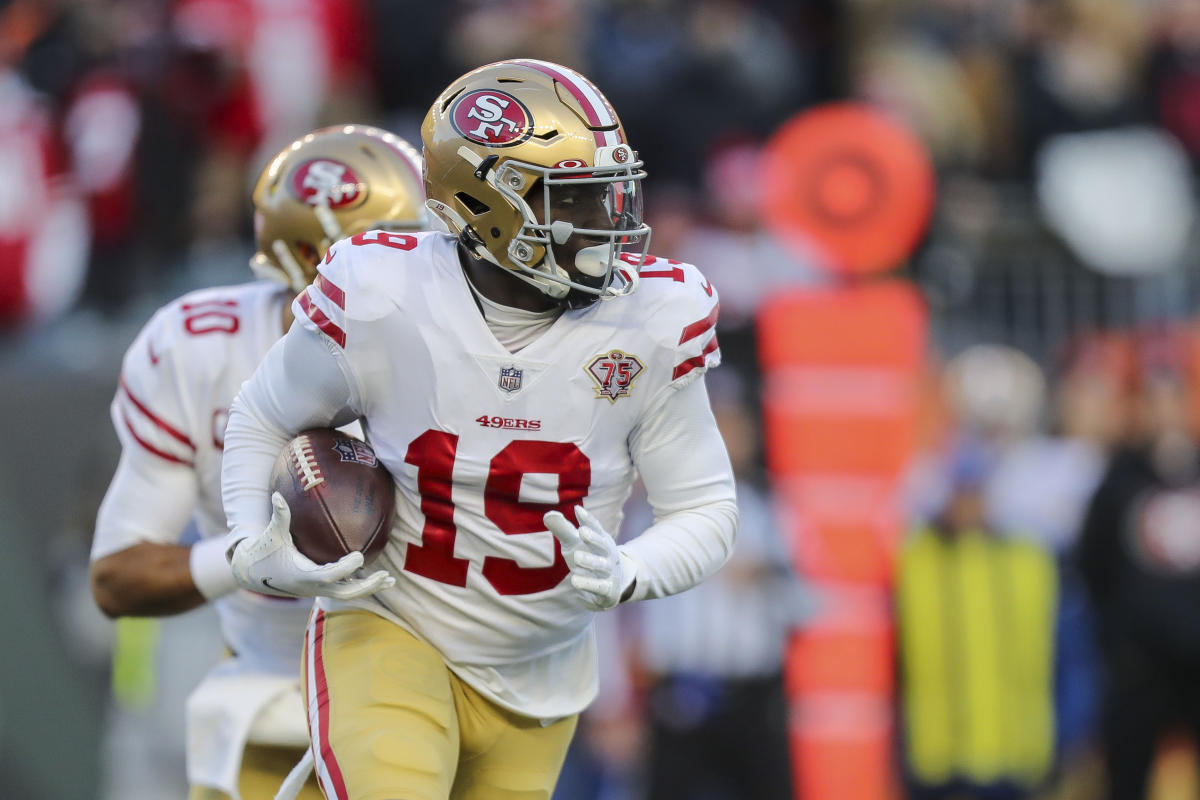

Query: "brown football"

xmin=270 ymin=428 xmax=395 ymax=565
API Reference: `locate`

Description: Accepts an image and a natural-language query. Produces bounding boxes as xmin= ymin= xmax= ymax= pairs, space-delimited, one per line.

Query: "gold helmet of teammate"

xmin=251 ymin=124 xmax=427 ymax=293
xmin=422 ymin=59 xmax=651 ymax=306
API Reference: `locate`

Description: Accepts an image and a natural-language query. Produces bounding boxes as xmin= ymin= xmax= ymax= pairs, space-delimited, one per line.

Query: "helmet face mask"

xmin=251 ymin=125 xmax=427 ymax=293
xmin=501 ymin=155 xmax=650 ymax=302
xmin=423 ymin=60 xmax=652 ymax=306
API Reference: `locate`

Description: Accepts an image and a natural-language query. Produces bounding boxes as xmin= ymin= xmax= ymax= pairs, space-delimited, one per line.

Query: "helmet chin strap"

xmin=249 ymin=252 xmax=290 ymax=288
xmin=312 ymin=200 xmax=343 ymax=242
xmin=251 ymin=197 xmax=346 ymax=294
xmin=271 ymin=240 xmax=310 ymax=293
xmin=427 ymin=198 xmax=571 ymax=301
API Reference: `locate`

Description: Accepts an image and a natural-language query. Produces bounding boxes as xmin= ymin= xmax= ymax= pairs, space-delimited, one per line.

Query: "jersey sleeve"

xmin=110 ymin=307 xmax=200 ymax=466
xmin=630 ymin=260 xmax=722 ymax=404
xmin=291 ymin=233 xmax=414 ymax=403
xmin=662 ymin=262 xmax=721 ymax=391
xmin=622 ymin=376 xmax=738 ymax=601
xmin=222 ymin=320 xmax=360 ymax=546
xmin=92 ymin=448 xmax=200 ymax=560
xmin=92 ymin=308 xmax=202 ymax=559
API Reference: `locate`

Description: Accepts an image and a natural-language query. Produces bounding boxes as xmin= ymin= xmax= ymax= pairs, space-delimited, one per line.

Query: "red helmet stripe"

xmin=512 ymin=59 xmax=624 ymax=146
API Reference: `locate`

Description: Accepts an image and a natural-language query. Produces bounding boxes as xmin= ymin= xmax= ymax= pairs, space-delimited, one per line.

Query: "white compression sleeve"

xmin=623 ymin=377 xmax=739 ymax=601
xmin=221 ymin=322 xmax=358 ymax=549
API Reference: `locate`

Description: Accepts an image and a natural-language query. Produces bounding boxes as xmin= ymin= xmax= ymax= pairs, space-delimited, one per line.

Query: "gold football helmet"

xmin=251 ymin=124 xmax=427 ymax=292
xmin=422 ymin=59 xmax=651 ymax=305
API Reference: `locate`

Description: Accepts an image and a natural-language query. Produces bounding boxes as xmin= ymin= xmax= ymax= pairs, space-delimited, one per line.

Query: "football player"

xmin=89 ymin=125 xmax=427 ymax=800
xmin=221 ymin=60 xmax=738 ymax=800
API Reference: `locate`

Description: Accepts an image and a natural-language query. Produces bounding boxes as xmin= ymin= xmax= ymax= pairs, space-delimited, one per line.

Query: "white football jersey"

xmin=92 ymin=280 xmax=312 ymax=673
xmin=288 ymin=231 xmax=727 ymax=717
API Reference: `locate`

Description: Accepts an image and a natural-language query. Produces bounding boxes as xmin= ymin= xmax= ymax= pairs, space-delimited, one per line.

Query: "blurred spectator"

xmin=1075 ymin=336 xmax=1200 ymax=800
xmin=629 ymin=371 xmax=801 ymax=800
xmin=984 ymin=340 xmax=1116 ymax=554
xmin=446 ymin=0 xmax=585 ymax=73
xmin=0 ymin=67 xmax=89 ymax=327
xmin=65 ymin=69 xmax=144 ymax=313
xmin=1148 ymin=0 xmax=1200 ymax=161
xmin=897 ymin=437 xmax=1061 ymax=799
xmin=854 ymin=37 xmax=991 ymax=169
xmin=1011 ymin=0 xmax=1149 ymax=171
xmin=906 ymin=344 xmax=1046 ymax=524
xmin=588 ymin=0 xmax=810 ymax=188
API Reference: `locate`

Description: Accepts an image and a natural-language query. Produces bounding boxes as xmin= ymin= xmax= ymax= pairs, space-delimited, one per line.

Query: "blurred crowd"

xmin=0 ymin=0 xmax=825 ymax=327
xmin=7 ymin=0 xmax=1200 ymax=798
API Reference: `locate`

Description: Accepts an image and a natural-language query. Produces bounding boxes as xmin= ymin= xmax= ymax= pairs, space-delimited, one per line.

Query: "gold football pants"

xmin=302 ymin=608 xmax=578 ymax=800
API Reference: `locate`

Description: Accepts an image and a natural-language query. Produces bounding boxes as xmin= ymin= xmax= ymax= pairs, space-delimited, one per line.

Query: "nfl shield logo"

xmin=499 ymin=365 xmax=523 ymax=393
xmin=331 ymin=437 xmax=378 ymax=467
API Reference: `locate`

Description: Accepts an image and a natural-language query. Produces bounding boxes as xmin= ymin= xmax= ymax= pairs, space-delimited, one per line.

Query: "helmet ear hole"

xmin=455 ymin=192 xmax=490 ymax=216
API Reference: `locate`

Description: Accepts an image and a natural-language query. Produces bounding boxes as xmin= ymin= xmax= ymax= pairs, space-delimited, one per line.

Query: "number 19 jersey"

xmin=293 ymin=231 xmax=725 ymax=719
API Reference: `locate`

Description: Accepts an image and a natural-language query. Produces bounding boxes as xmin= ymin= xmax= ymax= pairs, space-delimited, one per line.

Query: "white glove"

xmin=230 ymin=492 xmax=395 ymax=600
xmin=545 ymin=505 xmax=635 ymax=610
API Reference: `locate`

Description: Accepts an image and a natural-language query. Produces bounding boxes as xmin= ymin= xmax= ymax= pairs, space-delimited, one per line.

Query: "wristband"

xmin=190 ymin=536 xmax=240 ymax=600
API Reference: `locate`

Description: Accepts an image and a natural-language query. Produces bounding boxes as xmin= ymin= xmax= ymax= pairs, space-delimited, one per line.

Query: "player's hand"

xmin=545 ymin=505 xmax=635 ymax=611
xmin=230 ymin=492 xmax=395 ymax=600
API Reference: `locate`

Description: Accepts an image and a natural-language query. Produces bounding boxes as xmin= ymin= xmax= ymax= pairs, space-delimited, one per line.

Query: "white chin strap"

xmin=251 ymin=199 xmax=344 ymax=294
xmin=249 ymin=245 xmax=308 ymax=294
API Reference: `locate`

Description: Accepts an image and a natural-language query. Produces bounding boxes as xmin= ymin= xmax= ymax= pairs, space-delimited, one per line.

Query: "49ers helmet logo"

xmin=451 ymin=90 xmax=533 ymax=147
xmin=290 ymin=159 xmax=365 ymax=209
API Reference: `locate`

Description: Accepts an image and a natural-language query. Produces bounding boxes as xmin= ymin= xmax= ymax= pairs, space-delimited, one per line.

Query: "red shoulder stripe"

xmin=119 ymin=377 xmax=196 ymax=451
xmin=120 ymin=408 xmax=193 ymax=466
xmin=298 ymin=291 xmax=347 ymax=348
xmin=315 ymin=274 xmax=345 ymax=310
xmin=672 ymin=335 xmax=720 ymax=381
xmin=678 ymin=303 xmax=720 ymax=345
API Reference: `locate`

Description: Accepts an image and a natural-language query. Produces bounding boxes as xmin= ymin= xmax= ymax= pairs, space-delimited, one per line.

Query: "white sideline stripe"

xmin=306 ymin=611 xmax=341 ymax=800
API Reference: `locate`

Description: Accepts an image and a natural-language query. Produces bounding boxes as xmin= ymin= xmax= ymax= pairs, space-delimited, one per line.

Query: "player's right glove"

xmin=229 ymin=492 xmax=395 ymax=600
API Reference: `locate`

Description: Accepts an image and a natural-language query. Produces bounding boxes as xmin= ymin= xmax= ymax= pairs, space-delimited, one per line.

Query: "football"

xmin=270 ymin=428 xmax=395 ymax=565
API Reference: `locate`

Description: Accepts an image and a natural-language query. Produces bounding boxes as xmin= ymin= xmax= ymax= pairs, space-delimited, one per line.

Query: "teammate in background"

xmin=89 ymin=125 xmax=427 ymax=800
xmin=221 ymin=59 xmax=738 ymax=800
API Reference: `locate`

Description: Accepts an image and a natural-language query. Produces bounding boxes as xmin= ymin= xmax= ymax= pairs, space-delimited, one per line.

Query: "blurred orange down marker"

xmin=757 ymin=102 xmax=935 ymax=800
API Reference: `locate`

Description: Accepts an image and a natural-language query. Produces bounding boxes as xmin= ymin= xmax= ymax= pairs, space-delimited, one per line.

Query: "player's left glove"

xmin=545 ymin=505 xmax=636 ymax=611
